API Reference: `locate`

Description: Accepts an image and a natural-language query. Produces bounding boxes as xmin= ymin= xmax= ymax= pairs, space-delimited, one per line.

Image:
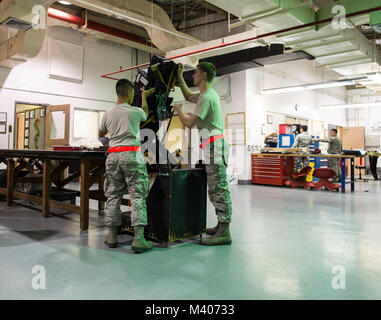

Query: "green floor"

xmin=1 ymin=179 xmax=381 ymax=300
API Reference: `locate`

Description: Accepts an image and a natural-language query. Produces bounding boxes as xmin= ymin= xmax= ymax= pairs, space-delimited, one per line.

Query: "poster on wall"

xmin=30 ymin=118 xmax=45 ymax=149
xmin=226 ymin=112 xmax=246 ymax=145
xmin=0 ymin=123 xmax=6 ymax=134
xmin=0 ymin=112 xmax=7 ymax=122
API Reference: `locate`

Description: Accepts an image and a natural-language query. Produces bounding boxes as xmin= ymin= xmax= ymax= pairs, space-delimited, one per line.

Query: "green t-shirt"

xmin=191 ymin=88 xmax=224 ymax=140
xmin=99 ymin=103 xmax=147 ymax=148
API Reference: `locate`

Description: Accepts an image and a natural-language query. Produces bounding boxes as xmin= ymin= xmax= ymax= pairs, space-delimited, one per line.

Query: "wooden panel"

xmin=342 ymin=127 xmax=365 ymax=149
xmin=16 ymin=113 xmax=25 ymax=150
xmin=42 ymin=160 xmax=51 ymax=218
xmin=45 ymin=105 xmax=70 ymax=149
xmin=80 ymin=158 xmax=90 ymax=230
xmin=6 ymin=160 xmax=15 ymax=206
xmin=11 ymin=192 xmax=81 ymax=215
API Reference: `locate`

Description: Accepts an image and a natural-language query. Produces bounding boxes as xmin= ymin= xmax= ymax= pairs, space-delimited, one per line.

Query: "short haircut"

xmin=301 ymin=125 xmax=308 ymax=131
xmin=116 ymin=79 xmax=133 ymax=97
xmin=331 ymin=128 xmax=338 ymax=134
xmin=197 ymin=62 xmax=216 ymax=82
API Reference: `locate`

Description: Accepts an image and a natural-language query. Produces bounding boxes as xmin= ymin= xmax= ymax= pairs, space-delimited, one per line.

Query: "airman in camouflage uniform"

xmin=316 ymin=128 xmax=342 ymax=181
xmin=203 ymin=138 xmax=232 ymax=225
xmin=99 ymin=79 xmax=155 ymax=253
xmin=104 ymin=152 xmax=149 ymax=227
xmin=175 ymin=62 xmax=232 ymax=246
xmin=293 ymin=125 xmax=312 ymax=171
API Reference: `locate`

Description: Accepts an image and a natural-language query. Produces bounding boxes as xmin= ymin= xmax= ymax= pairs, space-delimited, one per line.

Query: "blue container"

xmin=279 ymin=134 xmax=295 ymax=148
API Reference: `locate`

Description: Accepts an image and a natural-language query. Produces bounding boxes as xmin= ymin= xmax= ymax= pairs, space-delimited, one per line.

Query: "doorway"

xmin=15 ymin=102 xmax=48 ymax=150
xmin=14 ymin=102 xmax=71 ymax=150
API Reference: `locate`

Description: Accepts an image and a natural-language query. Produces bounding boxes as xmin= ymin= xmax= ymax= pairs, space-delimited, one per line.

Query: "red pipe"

xmin=101 ymin=5 xmax=381 ymax=80
xmin=47 ymin=8 xmax=155 ymax=49
xmin=48 ymin=8 xmax=84 ymax=25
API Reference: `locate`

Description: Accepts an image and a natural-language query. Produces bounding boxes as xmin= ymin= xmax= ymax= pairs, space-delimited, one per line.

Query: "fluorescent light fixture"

xmin=58 ymin=1 xmax=72 ymax=4
xmin=321 ymin=102 xmax=381 ymax=109
xmin=366 ymin=72 xmax=381 ymax=84
xmin=262 ymin=79 xmax=356 ymax=94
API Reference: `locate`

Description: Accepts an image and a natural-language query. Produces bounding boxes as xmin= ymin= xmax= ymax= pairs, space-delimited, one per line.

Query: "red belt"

xmin=108 ymin=146 xmax=141 ymax=153
xmin=199 ymin=134 xmax=224 ymax=149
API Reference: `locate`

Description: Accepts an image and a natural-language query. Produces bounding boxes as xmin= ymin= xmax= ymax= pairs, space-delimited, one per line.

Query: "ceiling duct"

xmin=67 ymin=0 xmax=202 ymax=53
xmin=0 ymin=0 xmax=54 ymax=69
xmin=180 ymin=44 xmax=313 ymax=86
xmin=205 ymin=0 xmax=381 ymax=92
xmin=198 ymin=44 xmax=313 ymax=76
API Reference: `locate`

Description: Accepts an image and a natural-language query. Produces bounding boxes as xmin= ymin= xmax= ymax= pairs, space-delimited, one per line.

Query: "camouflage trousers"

xmin=203 ymin=139 xmax=233 ymax=224
xmin=329 ymin=156 xmax=341 ymax=179
xmin=294 ymin=156 xmax=310 ymax=172
xmin=104 ymin=151 xmax=149 ymax=227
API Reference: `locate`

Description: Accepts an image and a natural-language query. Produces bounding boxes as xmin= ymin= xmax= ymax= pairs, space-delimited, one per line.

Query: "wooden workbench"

xmin=0 ymin=149 xmax=116 ymax=230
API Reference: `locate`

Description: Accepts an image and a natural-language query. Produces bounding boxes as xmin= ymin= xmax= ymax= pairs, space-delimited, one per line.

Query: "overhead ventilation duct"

xmin=206 ymin=0 xmax=381 ymax=93
xmin=0 ymin=0 xmax=54 ymax=69
xmin=179 ymin=44 xmax=313 ymax=87
xmin=67 ymin=0 xmax=202 ymax=53
xmin=198 ymin=44 xmax=313 ymax=76
xmin=370 ymin=9 xmax=381 ymax=33
xmin=46 ymin=7 xmax=163 ymax=55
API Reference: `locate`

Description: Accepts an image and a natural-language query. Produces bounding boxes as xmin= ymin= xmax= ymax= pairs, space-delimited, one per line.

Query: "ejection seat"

xmin=311 ymin=168 xmax=340 ymax=192
xmin=284 ymin=166 xmax=313 ymax=189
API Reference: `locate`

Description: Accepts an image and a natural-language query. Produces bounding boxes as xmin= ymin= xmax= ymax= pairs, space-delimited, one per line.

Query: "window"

xmin=73 ymin=109 xmax=105 ymax=139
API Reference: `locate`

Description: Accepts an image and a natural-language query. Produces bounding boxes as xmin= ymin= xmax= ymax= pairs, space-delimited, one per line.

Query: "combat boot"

xmin=132 ymin=226 xmax=153 ymax=253
xmin=201 ymin=222 xmax=232 ymax=246
xmin=104 ymin=226 xmax=118 ymax=248
xmin=205 ymin=221 xmax=219 ymax=235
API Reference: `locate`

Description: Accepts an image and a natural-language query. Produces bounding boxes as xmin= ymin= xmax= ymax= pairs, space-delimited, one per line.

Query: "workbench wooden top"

xmin=0 ymin=149 xmax=106 ymax=160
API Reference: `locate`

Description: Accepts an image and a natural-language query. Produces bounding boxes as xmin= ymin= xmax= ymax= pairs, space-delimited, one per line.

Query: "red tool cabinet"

xmin=251 ymin=154 xmax=294 ymax=186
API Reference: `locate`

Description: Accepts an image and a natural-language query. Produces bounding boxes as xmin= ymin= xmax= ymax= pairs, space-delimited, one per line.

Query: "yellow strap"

xmin=141 ymin=115 xmax=156 ymax=128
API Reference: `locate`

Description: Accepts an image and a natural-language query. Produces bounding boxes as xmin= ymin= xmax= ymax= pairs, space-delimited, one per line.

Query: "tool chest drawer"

xmin=251 ymin=155 xmax=294 ymax=186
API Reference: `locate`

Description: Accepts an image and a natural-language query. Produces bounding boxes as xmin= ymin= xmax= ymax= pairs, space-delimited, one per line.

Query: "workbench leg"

xmin=98 ymin=172 xmax=105 ymax=211
xmin=42 ymin=160 xmax=52 ymax=218
xmin=6 ymin=160 xmax=15 ymax=206
xmin=341 ymin=158 xmax=345 ymax=193
xmin=80 ymin=158 xmax=90 ymax=230
xmin=351 ymin=158 xmax=355 ymax=192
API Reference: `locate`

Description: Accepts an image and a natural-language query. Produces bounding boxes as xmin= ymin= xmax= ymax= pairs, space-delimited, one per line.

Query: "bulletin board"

xmin=342 ymin=127 xmax=365 ymax=149
xmin=226 ymin=112 xmax=246 ymax=145
xmin=0 ymin=112 xmax=6 ymax=134
xmin=312 ymin=120 xmax=325 ymax=137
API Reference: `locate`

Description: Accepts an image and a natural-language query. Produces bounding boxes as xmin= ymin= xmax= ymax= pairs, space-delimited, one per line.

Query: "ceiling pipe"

xmin=47 ymin=8 xmax=157 ymax=49
xmin=101 ymin=5 xmax=381 ymax=80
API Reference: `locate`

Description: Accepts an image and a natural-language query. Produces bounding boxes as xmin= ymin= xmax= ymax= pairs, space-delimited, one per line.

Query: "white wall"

xmin=241 ymin=60 xmax=347 ymax=180
xmin=0 ymin=26 xmax=149 ymax=149
xmin=347 ymin=106 xmax=381 ymax=168
xmin=172 ymin=59 xmax=348 ymax=181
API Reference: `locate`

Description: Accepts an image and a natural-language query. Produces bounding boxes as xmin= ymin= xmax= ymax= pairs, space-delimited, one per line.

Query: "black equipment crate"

xmin=121 ymin=168 xmax=207 ymax=244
